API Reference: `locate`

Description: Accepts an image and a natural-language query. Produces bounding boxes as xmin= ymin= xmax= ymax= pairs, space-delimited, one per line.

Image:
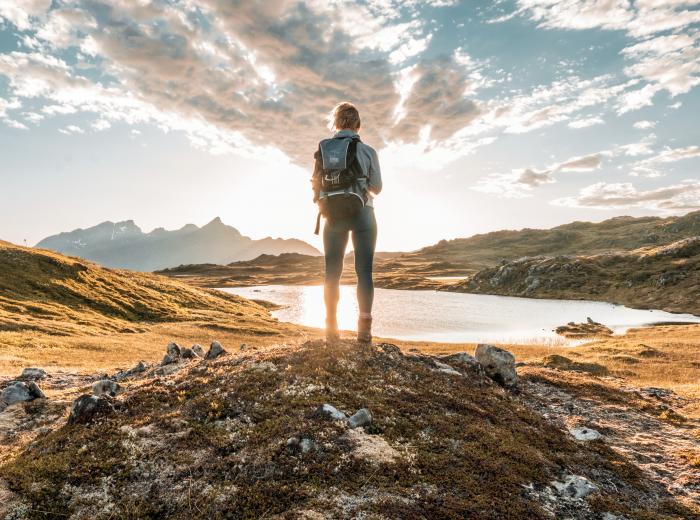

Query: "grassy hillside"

xmin=452 ymin=237 xmax=700 ymax=316
xmin=403 ymin=211 xmax=700 ymax=274
xmin=0 ymin=240 xmax=278 ymax=336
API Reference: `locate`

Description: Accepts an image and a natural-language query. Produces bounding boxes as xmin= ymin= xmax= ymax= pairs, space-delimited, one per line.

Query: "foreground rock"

xmin=19 ymin=368 xmax=47 ymax=380
xmin=67 ymin=394 xmax=114 ymax=425
xmin=474 ymin=343 xmax=518 ymax=387
xmin=205 ymin=340 xmax=226 ymax=359
xmin=0 ymin=381 xmax=45 ymax=408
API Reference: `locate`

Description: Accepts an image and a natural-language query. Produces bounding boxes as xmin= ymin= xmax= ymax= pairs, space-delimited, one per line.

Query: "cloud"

xmin=472 ymin=152 xmax=603 ymax=198
xmin=568 ymin=116 xmax=604 ymax=128
xmin=0 ymin=0 xmax=488 ymax=168
xmin=552 ymin=179 xmax=700 ymax=211
xmin=0 ymin=0 xmax=51 ymax=31
xmin=497 ymin=1 xmax=700 ymax=112
xmin=633 ymin=120 xmax=656 ymax=129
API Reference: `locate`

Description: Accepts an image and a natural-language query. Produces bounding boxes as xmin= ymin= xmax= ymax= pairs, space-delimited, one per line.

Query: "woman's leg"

xmin=351 ymin=206 xmax=378 ymax=315
xmin=323 ymin=217 xmax=350 ymax=327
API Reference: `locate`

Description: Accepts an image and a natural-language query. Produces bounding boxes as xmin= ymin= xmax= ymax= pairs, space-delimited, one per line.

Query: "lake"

xmin=219 ymin=285 xmax=700 ymax=344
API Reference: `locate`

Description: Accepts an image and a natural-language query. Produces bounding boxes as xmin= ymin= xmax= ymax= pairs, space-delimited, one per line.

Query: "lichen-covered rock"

xmin=205 ymin=341 xmax=226 ymax=359
xmin=166 ymin=342 xmax=181 ymax=358
xmin=287 ymin=436 xmax=315 ymax=454
xmin=191 ymin=344 xmax=205 ymax=357
xmin=316 ymin=404 xmax=347 ymax=421
xmin=92 ymin=379 xmax=121 ymax=397
xmin=19 ymin=367 xmax=47 ymax=380
xmin=440 ymin=352 xmax=479 ymax=368
xmin=1 ymin=381 xmax=45 ymax=406
xmin=474 ymin=344 xmax=517 ymax=387
xmin=67 ymin=394 xmax=115 ymax=425
xmin=114 ymin=360 xmax=147 ymax=381
xmin=347 ymin=408 xmax=372 ymax=429
xmin=569 ymin=427 xmax=602 ymax=441
xmin=551 ymin=475 xmax=598 ymax=499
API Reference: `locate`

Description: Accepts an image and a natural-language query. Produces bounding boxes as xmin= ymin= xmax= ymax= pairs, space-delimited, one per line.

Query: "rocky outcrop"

xmin=556 ymin=318 xmax=613 ymax=338
xmin=474 ymin=344 xmax=518 ymax=387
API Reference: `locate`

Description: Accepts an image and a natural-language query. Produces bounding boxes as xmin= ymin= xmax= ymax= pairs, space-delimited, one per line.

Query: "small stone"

xmin=441 ymin=352 xmax=479 ymax=367
xmin=299 ymin=438 xmax=314 ymax=453
xmin=114 ymin=361 xmax=147 ymax=380
xmin=180 ymin=347 xmax=195 ymax=359
xmin=205 ymin=341 xmax=226 ymax=359
xmin=161 ymin=354 xmax=176 ymax=365
xmin=569 ymin=427 xmax=602 ymax=441
xmin=316 ymin=404 xmax=347 ymax=421
xmin=68 ymin=394 xmax=114 ymax=425
xmin=474 ymin=344 xmax=517 ymax=387
xmin=347 ymin=408 xmax=372 ymax=429
xmin=92 ymin=379 xmax=121 ymax=397
xmin=432 ymin=360 xmax=463 ymax=376
xmin=240 ymin=343 xmax=246 ymax=350
xmin=166 ymin=342 xmax=181 ymax=358
xmin=551 ymin=475 xmax=598 ymax=499
xmin=191 ymin=345 xmax=205 ymax=358
xmin=20 ymin=367 xmax=47 ymax=380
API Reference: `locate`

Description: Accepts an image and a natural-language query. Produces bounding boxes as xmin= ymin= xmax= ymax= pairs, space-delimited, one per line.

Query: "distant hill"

xmin=0 ymin=240 xmax=277 ymax=335
xmin=36 ymin=217 xmax=321 ymax=271
xmin=401 ymin=211 xmax=700 ymax=273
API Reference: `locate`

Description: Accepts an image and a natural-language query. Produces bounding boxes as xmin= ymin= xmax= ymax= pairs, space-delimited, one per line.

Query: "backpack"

xmin=311 ymin=135 xmax=367 ymax=234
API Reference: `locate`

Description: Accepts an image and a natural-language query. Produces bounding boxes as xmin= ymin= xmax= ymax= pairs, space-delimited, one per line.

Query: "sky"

xmin=0 ymin=0 xmax=699 ymax=252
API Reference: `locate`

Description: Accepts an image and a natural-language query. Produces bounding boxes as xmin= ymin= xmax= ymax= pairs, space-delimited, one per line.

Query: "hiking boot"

xmin=325 ymin=317 xmax=340 ymax=344
xmin=357 ymin=316 xmax=372 ymax=344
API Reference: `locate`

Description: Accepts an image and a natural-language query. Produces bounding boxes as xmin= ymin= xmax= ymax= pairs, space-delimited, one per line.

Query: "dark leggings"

xmin=323 ymin=205 xmax=377 ymax=320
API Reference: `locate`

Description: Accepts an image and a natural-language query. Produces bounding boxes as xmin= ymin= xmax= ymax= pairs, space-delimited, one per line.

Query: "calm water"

xmin=219 ymin=285 xmax=700 ymax=344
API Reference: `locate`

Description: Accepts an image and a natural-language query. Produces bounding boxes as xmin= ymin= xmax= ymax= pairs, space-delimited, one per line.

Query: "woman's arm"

xmin=368 ymin=147 xmax=382 ymax=196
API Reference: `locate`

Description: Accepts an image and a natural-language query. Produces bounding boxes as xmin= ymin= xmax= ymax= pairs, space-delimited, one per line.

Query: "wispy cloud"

xmin=552 ymin=179 xmax=700 ymax=211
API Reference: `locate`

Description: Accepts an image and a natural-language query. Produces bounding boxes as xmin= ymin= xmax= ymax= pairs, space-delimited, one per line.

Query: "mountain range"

xmin=35 ymin=217 xmax=320 ymax=271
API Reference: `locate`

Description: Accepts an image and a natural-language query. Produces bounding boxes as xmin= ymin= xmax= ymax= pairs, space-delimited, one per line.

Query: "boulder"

xmin=316 ymin=404 xmax=347 ymax=421
xmin=180 ymin=347 xmax=195 ymax=359
xmin=161 ymin=354 xmax=177 ymax=365
xmin=92 ymin=379 xmax=121 ymax=397
xmin=205 ymin=341 xmax=226 ymax=359
xmin=20 ymin=367 xmax=47 ymax=380
xmin=166 ymin=342 xmax=181 ymax=358
xmin=347 ymin=408 xmax=372 ymax=429
xmin=68 ymin=394 xmax=115 ymax=425
xmin=191 ymin=344 xmax=205 ymax=358
xmin=551 ymin=475 xmax=598 ymax=499
xmin=1 ymin=381 xmax=44 ymax=406
xmin=474 ymin=344 xmax=517 ymax=387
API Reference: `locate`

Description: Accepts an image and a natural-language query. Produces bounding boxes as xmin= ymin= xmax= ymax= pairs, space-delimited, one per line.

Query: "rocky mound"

xmin=556 ymin=318 xmax=614 ymax=338
xmin=0 ymin=340 xmax=693 ymax=519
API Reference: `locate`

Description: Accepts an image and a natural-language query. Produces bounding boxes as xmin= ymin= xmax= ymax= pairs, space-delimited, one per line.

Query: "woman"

xmin=316 ymin=102 xmax=382 ymax=344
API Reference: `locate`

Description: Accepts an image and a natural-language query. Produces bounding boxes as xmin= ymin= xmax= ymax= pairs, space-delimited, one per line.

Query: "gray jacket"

xmin=314 ymin=129 xmax=382 ymax=207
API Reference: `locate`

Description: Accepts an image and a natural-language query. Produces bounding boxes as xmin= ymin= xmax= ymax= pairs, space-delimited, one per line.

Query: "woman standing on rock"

xmin=311 ymin=102 xmax=382 ymax=344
